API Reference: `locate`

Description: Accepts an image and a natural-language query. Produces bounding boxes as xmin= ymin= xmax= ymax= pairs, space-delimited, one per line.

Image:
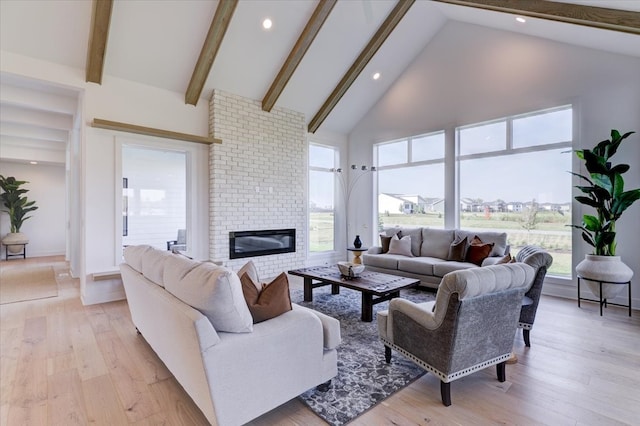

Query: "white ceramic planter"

xmin=576 ymin=254 xmax=633 ymax=299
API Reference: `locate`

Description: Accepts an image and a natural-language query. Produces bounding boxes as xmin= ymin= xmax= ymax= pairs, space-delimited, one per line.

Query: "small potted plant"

xmin=570 ymin=130 xmax=640 ymax=299
xmin=0 ymin=175 xmax=39 ymax=253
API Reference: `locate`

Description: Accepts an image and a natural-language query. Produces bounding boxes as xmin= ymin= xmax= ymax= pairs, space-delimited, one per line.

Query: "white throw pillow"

xmin=166 ymin=262 xmax=253 ymax=333
xmin=387 ymin=234 xmax=414 ymax=257
xmin=237 ymin=260 xmax=260 ymax=291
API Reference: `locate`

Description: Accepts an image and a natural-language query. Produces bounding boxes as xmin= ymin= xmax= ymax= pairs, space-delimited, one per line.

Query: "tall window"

xmin=309 ymin=144 xmax=337 ymax=252
xmin=458 ymin=105 xmax=573 ymax=277
xmin=375 ymin=131 xmax=445 ymax=230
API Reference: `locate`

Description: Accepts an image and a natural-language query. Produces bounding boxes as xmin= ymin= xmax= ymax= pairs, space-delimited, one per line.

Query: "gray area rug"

xmin=290 ymin=285 xmax=435 ymax=426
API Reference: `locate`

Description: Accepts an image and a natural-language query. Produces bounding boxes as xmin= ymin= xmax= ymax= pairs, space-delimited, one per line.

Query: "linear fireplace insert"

xmin=229 ymin=229 xmax=296 ymax=259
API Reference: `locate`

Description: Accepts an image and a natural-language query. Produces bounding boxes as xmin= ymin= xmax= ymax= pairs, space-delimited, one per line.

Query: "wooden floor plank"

xmin=47 ymin=369 xmax=88 ymax=426
xmin=0 ymin=328 xmax=21 ymax=407
xmin=109 ymin=315 xmax=172 ymax=385
xmin=95 ymin=330 xmax=162 ymax=422
xmin=81 ymin=375 xmax=129 ymax=425
xmin=46 ymin=304 xmax=73 ymax=357
xmin=145 ymin=377 xmax=210 ymax=425
xmin=67 ymin=311 xmax=108 ymax=382
xmin=84 ymin=304 xmax=111 ymax=335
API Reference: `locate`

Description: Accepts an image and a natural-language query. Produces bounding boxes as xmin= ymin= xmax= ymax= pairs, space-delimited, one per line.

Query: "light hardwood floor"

xmin=1 ymin=256 xmax=638 ymax=425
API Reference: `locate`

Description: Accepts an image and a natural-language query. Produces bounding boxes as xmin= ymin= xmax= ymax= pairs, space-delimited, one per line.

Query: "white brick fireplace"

xmin=208 ymin=90 xmax=307 ymax=278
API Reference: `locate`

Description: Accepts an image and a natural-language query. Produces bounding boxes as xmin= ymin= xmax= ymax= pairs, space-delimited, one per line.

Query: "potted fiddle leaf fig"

xmin=570 ymin=130 xmax=640 ymax=299
xmin=0 ymin=175 xmax=38 ymax=253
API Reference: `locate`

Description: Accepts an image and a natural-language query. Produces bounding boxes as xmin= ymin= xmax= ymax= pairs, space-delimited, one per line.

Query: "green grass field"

xmin=311 ymin=211 xmax=573 ymax=277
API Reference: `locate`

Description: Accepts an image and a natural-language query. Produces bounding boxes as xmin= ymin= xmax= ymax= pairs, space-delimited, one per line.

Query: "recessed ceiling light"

xmin=516 ymin=16 xmax=526 ymax=23
xmin=372 ymin=72 xmax=381 ymax=80
xmin=30 ymin=161 xmax=38 ymax=165
xmin=262 ymin=18 xmax=272 ymax=30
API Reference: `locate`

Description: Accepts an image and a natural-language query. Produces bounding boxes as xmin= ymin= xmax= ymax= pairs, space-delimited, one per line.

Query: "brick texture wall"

xmin=209 ymin=90 xmax=307 ymax=278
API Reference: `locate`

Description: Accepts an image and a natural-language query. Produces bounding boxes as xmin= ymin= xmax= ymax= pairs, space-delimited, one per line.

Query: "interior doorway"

xmin=121 ymin=145 xmax=187 ymax=251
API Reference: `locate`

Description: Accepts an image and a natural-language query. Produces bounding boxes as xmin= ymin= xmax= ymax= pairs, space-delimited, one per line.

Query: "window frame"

xmin=374 ymin=131 xmax=446 ymax=229
xmin=369 ymin=105 xmax=573 ymax=279
xmin=308 ymin=143 xmax=339 ymax=254
xmin=455 ymin=104 xmax=573 ymax=278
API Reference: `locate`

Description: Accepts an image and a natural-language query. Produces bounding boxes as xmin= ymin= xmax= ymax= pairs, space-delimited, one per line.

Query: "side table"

xmin=577 ymin=275 xmax=631 ymax=317
xmin=347 ymin=247 xmax=368 ymax=265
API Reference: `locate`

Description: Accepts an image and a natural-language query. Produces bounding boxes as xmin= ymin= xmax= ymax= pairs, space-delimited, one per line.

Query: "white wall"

xmin=0 ymin=161 xmax=66 ymax=258
xmin=349 ymin=21 xmax=640 ymax=308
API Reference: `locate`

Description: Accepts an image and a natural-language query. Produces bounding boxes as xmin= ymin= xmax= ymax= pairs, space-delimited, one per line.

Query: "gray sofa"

xmin=363 ymin=227 xmax=509 ymax=289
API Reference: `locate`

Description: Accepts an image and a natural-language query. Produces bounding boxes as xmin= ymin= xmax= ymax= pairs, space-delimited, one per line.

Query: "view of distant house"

xmin=379 ymin=193 xmax=444 ymax=215
xmin=384 ymin=194 xmax=570 ymax=215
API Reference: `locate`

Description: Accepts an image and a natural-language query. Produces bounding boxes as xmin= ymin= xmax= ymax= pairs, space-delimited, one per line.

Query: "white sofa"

xmin=363 ymin=227 xmax=509 ymax=289
xmin=120 ymin=245 xmax=340 ymax=426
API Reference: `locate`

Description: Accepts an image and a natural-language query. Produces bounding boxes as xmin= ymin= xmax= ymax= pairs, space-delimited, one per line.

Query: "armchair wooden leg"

xmin=523 ymin=329 xmax=531 ymax=347
xmin=496 ymin=361 xmax=506 ymax=382
xmin=440 ymin=381 xmax=451 ymax=406
xmin=384 ymin=346 xmax=392 ymax=363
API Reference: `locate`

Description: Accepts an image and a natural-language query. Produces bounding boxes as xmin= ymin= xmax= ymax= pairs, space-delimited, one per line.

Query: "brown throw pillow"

xmin=447 ymin=236 xmax=467 ymax=261
xmin=465 ymin=235 xmax=495 ymax=266
xmin=380 ymin=234 xmax=393 ymax=253
xmin=496 ymin=253 xmax=512 ymax=264
xmin=240 ymin=272 xmax=292 ymax=323
xmin=469 ymin=235 xmax=483 ymax=246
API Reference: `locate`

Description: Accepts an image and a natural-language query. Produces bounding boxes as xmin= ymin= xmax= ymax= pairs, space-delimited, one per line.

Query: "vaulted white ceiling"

xmin=1 ymin=0 xmax=639 ymax=164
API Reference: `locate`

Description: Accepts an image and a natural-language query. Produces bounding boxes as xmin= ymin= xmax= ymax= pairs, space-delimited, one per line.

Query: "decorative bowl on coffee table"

xmin=338 ymin=261 xmax=365 ymax=278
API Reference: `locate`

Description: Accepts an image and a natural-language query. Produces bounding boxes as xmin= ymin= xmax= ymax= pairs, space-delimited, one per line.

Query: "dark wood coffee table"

xmin=288 ymin=266 xmax=420 ymax=322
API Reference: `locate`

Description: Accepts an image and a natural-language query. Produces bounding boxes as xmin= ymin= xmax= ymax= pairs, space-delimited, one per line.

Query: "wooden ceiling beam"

xmin=91 ymin=118 xmax=221 ymax=145
xmin=262 ymin=0 xmax=337 ymax=112
xmin=185 ymin=0 xmax=238 ymax=106
xmin=86 ymin=0 xmax=113 ymax=84
xmin=432 ymin=0 xmax=640 ymax=35
xmin=308 ymin=0 xmax=415 ymax=134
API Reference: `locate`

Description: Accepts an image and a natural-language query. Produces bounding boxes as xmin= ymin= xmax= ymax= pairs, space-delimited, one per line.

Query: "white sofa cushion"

xmin=362 ymin=253 xmax=402 ymax=269
xmin=141 ymin=248 xmax=174 ymax=287
xmin=163 ymin=254 xmax=200 ymax=287
xmin=433 ymin=260 xmax=477 ymax=277
xmin=455 ymin=230 xmax=508 ymax=257
xmin=123 ymin=244 xmax=153 ymax=273
xmin=421 ymin=228 xmax=455 ymax=259
xmin=397 ymin=257 xmax=444 ymax=276
xmin=166 ymin=262 xmax=254 ymax=333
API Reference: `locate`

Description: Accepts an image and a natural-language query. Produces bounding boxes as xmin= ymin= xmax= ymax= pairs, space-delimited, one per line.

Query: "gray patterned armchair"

xmin=378 ymin=263 xmax=535 ymax=406
xmin=515 ymin=246 xmax=553 ymax=347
